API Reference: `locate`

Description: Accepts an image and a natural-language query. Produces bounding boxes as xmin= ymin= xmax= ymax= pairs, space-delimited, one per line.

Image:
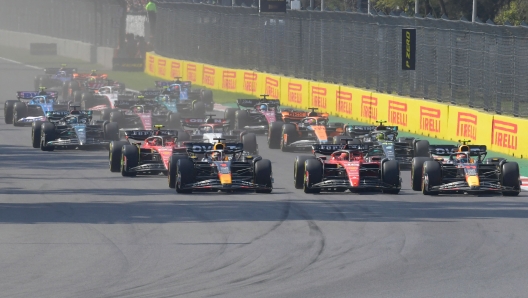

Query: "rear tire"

xmin=281 ymin=123 xmax=297 ymax=152
xmin=13 ymin=102 xmax=27 ymax=125
xmin=101 ymin=108 xmax=113 ymax=121
xmin=294 ymin=155 xmax=316 ymax=189
xmin=255 ymin=159 xmax=273 ymax=193
xmin=109 ymin=111 xmax=123 ymax=126
xmin=168 ymin=112 xmax=181 ymax=129
xmin=225 ymin=108 xmax=238 ymax=129
xmin=4 ymin=100 xmax=17 ymax=124
xmin=109 ymin=141 xmax=127 ymax=172
xmin=192 ymin=101 xmax=206 ymax=118
xmin=381 ymin=160 xmax=400 ymax=194
xmin=414 ymin=140 xmax=430 ymax=157
xmin=176 ymin=129 xmax=190 ymax=142
xmin=268 ymin=121 xmax=283 ymax=149
xmin=200 ymin=89 xmax=214 ymax=110
xmin=104 ymin=122 xmax=120 ymax=141
xmin=121 ymin=145 xmax=138 ymax=177
xmin=304 ymin=159 xmax=322 ymax=194
xmin=235 ymin=110 xmax=250 ymax=130
xmin=502 ymin=162 xmax=520 ymax=196
xmin=242 ymin=133 xmax=258 ymax=154
xmin=176 ymin=158 xmax=194 ymax=193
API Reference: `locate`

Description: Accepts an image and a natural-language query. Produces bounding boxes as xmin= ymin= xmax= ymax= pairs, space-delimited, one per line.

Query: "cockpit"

xmin=145 ymin=136 xmax=175 ymax=147
xmin=301 ymin=117 xmax=328 ymax=126
xmin=65 ymin=116 xmax=87 ymax=124
xmin=31 ymin=96 xmax=54 ymax=104
xmin=199 ymin=125 xmax=225 ymax=134
xmin=98 ymin=87 xmax=115 ymax=94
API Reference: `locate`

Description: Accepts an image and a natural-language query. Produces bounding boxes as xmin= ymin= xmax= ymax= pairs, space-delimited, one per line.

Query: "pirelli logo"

xmin=388 ymin=100 xmax=407 ymax=126
xmin=456 ymin=112 xmax=477 ymax=140
xmin=492 ymin=120 xmax=518 ymax=150
xmin=265 ymin=77 xmax=280 ymax=98
xmin=202 ymin=66 xmax=215 ymax=87
xmin=186 ymin=64 xmax=197 ymax=82
xmin=170 ymin=61 xmax=181 ymax=78
xmin=361 ymin=95 xmax=377 ymax=120
xmin=288 ymin=83 xmax=302 ymax=104
xmin=243 ymin=72 xmax=257 ymax=93
xmin=157 ymin=59 xmax=166 ymax=77
xmin=336 ymin=91 xmax=352 ymax=115
xmin=222 ymin=71 xmax=236 ymax=90
xmin=148 ymin=56 xmax=155 ymax=73
xmin=420 ymin=107 xmax=441 ymax=133
xmin=311 ymin=86 xmax=327 ymax=108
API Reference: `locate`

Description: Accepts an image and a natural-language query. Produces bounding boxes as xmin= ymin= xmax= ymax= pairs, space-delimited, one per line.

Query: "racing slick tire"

xmin=81 ymin=92 xmax=93 ymax=104
xmin=304 ymin=159 xmax=322 ymax=194
xmin=235 ymin=110 xmax=250 ymax=130
xmin=121 ymin=145 xmax=139 ymax=177
xmin=242 ymin=133 xmax=258 ymax=155
xmin=268 ymin=121 xmax=283 ymax=149
xmin=192 ymin=101 xmax=206 ymax=118
xmin=200 ymin=89 xmax=214 ymax=111
xmin=176 ymin=129 xmax=191 ymax=142
xmin=101 ymin=108 xmax=114 ymax=121
xmin=31 ymin=121 xmax=44 ymax=148
xmin=484 ymin=157 xmax=506 ymax=166
xmin=40 ymin=122 xmax=56 ymax=151
xmin=109 ymin=111 xmax=124 ymax=126
xmin=294 ymin=155 xmax=316 ymax=189
xmin=381 ymin=160 xmax=401 ymax=194
xmin=4 ymin=100 xmax=17 ymax=124
xmin=109 ymin=141 xmax=128 ymax=172
xmin=168 ymin=154 xmax=190 ymax=189
xmin=176 ymin=158 xmax=194 ymax=193
xmin=224 ymin=108 xmax=238 ymax=129
xmin=422 ymin=161 xmax=442 ymax=195
xmin=411 ymin=157 xmax=434 ymax=191
xmin=280 ymin=123 xmax=297 ymax=152
xmin=13 ymin=102 xmax=27 ymax=126
xmin=414 ymin=140 xmax=430 ymax=157
xmin=73 ymin=90 xmax=83 ymax=103
xmin=168 ymin=112 xmax=182 ymax=129
xmin=104 ymin=122 xmax=120 ymax=141
xmin=501 ymin=162 xmax=521 ymax=196
xmin=255 ymin=159 xmax=273 ymax=193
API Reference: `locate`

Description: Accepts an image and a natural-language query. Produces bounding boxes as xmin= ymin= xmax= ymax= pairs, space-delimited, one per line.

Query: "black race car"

xmin=224 ymin=97 xmax=282 ymax=132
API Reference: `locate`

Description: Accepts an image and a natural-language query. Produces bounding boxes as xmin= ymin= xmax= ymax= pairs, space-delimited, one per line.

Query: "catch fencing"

xmin=154 ymin=2 xmax=528 ymax=117
xmin=0 ymin=0 xmax=126 ymax=48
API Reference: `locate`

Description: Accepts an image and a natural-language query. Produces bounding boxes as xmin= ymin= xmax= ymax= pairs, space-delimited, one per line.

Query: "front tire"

xmin=121 ymin=145 xmax=139 ymax=177
xmin=176 ymin=158 xmax=194 ymax=193
xmin=109 ymin=141 xmax=128 ymax=172
xmin=502 ymin=162 xmax=520 ymax=196
xmin=255 ymin=159 xmax=273 ymax=193
xmin=40 ymin=122 xmax=56 ymax=151
xmin=31 ymin=121 xmax=44 ymax=148
xmin=242 ymin=133 xmax=258 ymax=155
xmin=304 ymin=159 xmax=322 ymax=194
xmin=294 ymin=156 xmax=316 ymax=189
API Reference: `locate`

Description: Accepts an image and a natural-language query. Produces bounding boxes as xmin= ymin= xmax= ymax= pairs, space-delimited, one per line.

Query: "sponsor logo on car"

xmin=288 ymin=83 xmax=302 ymax=104
xmin=222 ymin=71 xmax=236 ymax=90
xmin=456 ymin=112 xmax=477 ymax=140
xmin=388 ymin=100 xmax=407 ymax=126
xmin=492 ymin=119 xmax=517 ymax=150
xmin=361 ymin=95 xmax=377 ymax=120
xmin=265 ymin=77 xmax=280 ymax=99
xmin=336 ymin=91 xmax=352 ymax=115
xmin=311 ymin=86 xmax=327 ymax=109
xmin=420 ymin=106 xmax=441 ymax=133
xmin=243 ymin=72 xmax=257 ymax=93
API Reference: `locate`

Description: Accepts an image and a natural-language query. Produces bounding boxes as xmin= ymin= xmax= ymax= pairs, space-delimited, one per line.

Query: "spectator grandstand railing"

xmin=0 ymin=0 xmax=126 ymax=49
xmin=154 ymin=1 xmax=528 ymax=117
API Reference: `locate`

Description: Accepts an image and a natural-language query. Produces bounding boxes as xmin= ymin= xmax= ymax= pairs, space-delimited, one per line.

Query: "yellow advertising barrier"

xmin=144 ymin=52 xmax=528 ymax=160
xmin=490 ymin=114 xmax=527 ymax=157
xmin=446 ymin=106 xmax=493 ymax=146
xmin=309 ymin=82 xmax=339 ymax=116
xmin=280 ymin=77 xmax=309 ymax=109
xmin=258 ymin=72 xmax=281 ymax=100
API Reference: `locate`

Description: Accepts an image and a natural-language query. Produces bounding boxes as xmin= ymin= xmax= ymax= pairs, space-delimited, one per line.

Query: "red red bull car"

xmin=108 ymin=126 xmax=189 ymax=180
xmin=294 ymin=143 xmax=401 ymax=194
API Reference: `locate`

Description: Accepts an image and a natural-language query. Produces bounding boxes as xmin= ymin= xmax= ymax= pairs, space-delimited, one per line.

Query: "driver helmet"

xmin=352 ymin=152 xmax=362 ymax=161
xmin=456 ymin=153 xmax=469 ymax=163
xmin=211 ymin=151 xmax=221 ymax=161
xmin=90 ymin=70 xmax=97 ymax=76
xmin=134 ymin=106 xmax=143 ymax=113
xmin=376 ymin=134 xmax=385 ymax=141
xmin=260 ymin=104 xmax=267 ymax=111
xmin=40 ymin=98 xmax=46 ymax=103
xmin=346 ymin=126 xmax=354 ymax=134
xmin=69 ymin=117 xmax=78 ymax=124
xmin=339 ymin=152 xmax=349 ymax=161
xmin=306 ymin=118 xmax=316 ymax=125
xmin=203 ymin=126 xmax=213 ymax=133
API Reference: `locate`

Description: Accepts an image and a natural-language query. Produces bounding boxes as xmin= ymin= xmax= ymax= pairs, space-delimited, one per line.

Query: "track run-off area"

xmin=2 ymin=58 xmax=528 ymax=298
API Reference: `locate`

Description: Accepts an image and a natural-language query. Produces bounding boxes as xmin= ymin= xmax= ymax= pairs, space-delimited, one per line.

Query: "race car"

xmin=79 ymin=85 xmax=136 ymax=116
xmin=294 ymin=143 xmax=401 ymax=194
xmin=155 ymin=78 xmax=213 ymax=111
xmin=269 ymin=115 xmax=344 ymax=152
xmin=181 ymin=115 xmax=259 ymax=155
xmin=34 ymin=64 xmax=77 ymax=91
xmin=268 ymin=107 xmax=334 ymax=149
xmin=410 ymin=140 xmax=520 ymax=196
xmin=31 ymin=106 xmax=119 ymax=151
xmin=108 ymin=125 xmax=188 ymax=180
xmin=173 ymin=139 xmax=273 ymax=193
xmin=5 ymin=90 xmax=67 ymax=125
xmin=224 ymin=96 xmax=282 ymax=132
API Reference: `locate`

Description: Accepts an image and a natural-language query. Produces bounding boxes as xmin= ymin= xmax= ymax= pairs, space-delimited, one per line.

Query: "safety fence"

xmin=0 ymin=0 xmax=126 ymax=48
xmin=153 ymin=2 xmax=528 ymax=117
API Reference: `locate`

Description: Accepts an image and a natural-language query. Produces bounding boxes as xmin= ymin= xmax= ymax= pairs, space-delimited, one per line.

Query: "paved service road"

xmin=2 ymin=59 xmax=528 ymax=298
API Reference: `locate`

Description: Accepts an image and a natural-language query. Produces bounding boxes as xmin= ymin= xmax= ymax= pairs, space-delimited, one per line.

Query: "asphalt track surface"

xmin=2 ymin=60 xmax=528 ymax=298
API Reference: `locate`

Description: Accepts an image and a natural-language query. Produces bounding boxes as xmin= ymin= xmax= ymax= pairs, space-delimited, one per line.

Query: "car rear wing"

xmin=312 ymin=144 xmax=370 ymax=155
xmin=44 ymin=67 xmax=77 ymax=74
xmin=345 ymin=125 xmax=399 ymax=132
xmin=185 ymin=142 xmax=243 ymax=153
xmin=155 ymin=81 xmax=192 ymax=88
xmin=140 ymin=89 xmax=161 ymax=98
xmin=124 ymin=129 xmax=179 ymax=140
xmin=237 ymin=99 xmax=280 ymax=108
xmin=429 ymin=144 xmax=487 ymax=156
xmin=181 ymin=118 xmax=228 ymax=128
xmin=17 ymin=91 xmax=58 ymax=99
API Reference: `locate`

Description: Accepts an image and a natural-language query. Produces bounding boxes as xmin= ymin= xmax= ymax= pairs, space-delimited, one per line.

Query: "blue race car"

xmin=4 ymin=91 xmax=68 ymax=126
xmin=154 ymin=78 xmax=214 ymax=111
xmin=34 ymin=65 xmax=78 ymax=91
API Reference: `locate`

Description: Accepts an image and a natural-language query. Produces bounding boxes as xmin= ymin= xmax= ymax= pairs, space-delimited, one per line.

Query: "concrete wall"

xmin=0 ymin=29 xmax=114 ymax=69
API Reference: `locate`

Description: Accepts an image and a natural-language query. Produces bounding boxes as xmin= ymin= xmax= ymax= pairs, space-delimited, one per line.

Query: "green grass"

xmin=2 ymin=44 xmax=528 ymax=175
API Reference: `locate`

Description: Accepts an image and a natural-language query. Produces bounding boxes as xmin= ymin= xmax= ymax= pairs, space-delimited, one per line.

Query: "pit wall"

xmin=145 ymin=52 xmax=527 ymax=159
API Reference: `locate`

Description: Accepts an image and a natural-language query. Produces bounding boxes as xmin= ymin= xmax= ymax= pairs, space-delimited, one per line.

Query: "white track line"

xmin=0 ymin=56 xmax=41 ymax=69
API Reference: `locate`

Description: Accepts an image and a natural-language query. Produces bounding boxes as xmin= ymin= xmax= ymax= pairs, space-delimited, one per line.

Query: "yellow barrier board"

xmin=259 ymin=73 xmax=281 ymax=100
xmin=220 ymin=67 xmax=238 ymax=92
xmin=309 ymin=82 xmax=339 ymax=116
xmin=239 ymin=70 xmax=258 ymax=95
xmin=409 ymin=99 xmax=449 ymax=139
xmin=338 ymin=86 xmax=363 ymax=121
xmin=490 ymin=114 xmax=526 ymax=157
xmin=145 ymin=52 xmax=157 ymax=76
xmin=446 ymin=106 xmax=492 ymax=146
xmin=201 ymin=64 xmax=218 ymax=89
xmin=358 ymin=91 xmax=378 ymax=124
xmin=184 ymin=61 xmax=203 ymax=85
xmin=280 ymin=78 xmax=309 ymax=109
xmin=155 ymin=56 xmax=170 ymax=79
xmin=169 ymin=59 xmax=184 ymax=80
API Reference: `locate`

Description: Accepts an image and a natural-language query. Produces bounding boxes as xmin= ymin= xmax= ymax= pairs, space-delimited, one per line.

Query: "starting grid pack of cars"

xmin=4 ymin=66 xmax=522 ymax=196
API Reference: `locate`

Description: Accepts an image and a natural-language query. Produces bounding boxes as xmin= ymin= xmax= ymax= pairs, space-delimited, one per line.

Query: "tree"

xmin=495 ymin=0 xmax=528 ymax=24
